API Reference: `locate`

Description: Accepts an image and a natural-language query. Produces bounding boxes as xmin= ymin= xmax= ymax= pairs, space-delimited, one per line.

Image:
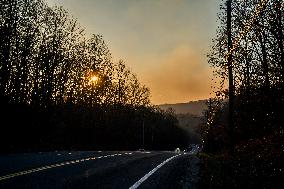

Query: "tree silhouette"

xmin=204 ymin=0 xmax=284 ymax=155
xmin=0 ymin=0 xmax=188 ymax=152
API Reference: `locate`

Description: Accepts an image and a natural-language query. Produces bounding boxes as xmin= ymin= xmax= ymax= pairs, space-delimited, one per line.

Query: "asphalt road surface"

xmin=0 ymin=150 xmax=199 ymax=189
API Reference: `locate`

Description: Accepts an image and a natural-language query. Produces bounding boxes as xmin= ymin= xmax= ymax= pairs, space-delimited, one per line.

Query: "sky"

xmin=47 ymin=0 xmax=222 ymax=105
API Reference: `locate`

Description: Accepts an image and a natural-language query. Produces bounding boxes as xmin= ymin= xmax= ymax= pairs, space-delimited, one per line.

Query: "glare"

xmin=89 ymin=75 xmax=99 ymax=85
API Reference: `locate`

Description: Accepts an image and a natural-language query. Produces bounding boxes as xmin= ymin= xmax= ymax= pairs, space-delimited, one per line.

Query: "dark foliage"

xmin=200 ymin=0 xmax=284 ymax=188
xmin=0 ymin=102 xmax=188 ymax=153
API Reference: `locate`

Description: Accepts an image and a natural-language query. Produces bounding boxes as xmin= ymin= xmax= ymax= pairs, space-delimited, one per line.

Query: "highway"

xmin=0 ymin=150 xmax=199 ymax=189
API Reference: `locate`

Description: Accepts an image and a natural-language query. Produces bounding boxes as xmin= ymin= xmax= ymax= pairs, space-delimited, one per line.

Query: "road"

xmin=0 ymin=150 xmax=200 ymax=189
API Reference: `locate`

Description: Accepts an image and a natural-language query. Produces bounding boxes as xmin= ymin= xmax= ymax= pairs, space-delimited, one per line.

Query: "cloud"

xmin=142 ymin=45 xmax=213 ymax=104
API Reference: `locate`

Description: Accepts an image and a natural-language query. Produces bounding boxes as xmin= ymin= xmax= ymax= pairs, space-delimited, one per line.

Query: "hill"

xmin=158 ymin=100 xmax=208 ymax=143
xmin=158 ymin=100 xmax=207 ymax=116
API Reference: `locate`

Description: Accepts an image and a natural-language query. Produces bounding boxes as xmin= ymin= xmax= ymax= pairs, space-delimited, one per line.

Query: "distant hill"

xmin=158 ymin=100 xmax=207 ymax=117
xmin=158 ymin=100 xmax=208 ymax=143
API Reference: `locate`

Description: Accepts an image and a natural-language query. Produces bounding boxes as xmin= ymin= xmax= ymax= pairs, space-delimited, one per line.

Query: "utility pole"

xmin=118 ymin=78 xmax=121 ymax=104
xmin=209 ymin=98 xmax=212 ymax=114
xmin=227 ymin=0 xmax=235 ymax=155
xmin=142 ymin=118 xmax=145 ymax=149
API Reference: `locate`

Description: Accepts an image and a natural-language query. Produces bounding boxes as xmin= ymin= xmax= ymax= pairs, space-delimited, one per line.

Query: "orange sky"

xmin=47 ymin=0 xmax=221 ymax=104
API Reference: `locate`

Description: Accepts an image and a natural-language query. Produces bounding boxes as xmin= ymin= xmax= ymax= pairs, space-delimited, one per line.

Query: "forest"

xmin=199 ymin=0 xmax=283 ymax=188
xmin=0 ymin=0 xmax=189 ymax=153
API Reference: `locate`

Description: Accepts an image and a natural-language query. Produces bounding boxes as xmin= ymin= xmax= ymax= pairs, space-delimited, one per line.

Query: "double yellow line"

xmin=0 ymin=153 xmax=128 ymax=181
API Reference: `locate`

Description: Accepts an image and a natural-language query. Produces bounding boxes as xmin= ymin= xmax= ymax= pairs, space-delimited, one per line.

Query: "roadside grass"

xmin=198 ymin=130 xmax=283 ymax=189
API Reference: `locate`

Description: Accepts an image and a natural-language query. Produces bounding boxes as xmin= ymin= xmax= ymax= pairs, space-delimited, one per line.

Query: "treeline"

xmin=0 ymin=0 xmax=188 ymax=152
xmin=204 ymin=0 xmax=283 ymax=153
xmin=199 ymin=1 xmax=283 ymax=188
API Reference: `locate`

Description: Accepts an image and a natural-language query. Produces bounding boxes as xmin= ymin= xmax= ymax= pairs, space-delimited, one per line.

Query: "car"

xmin=186 ymin=146 xmax=193 ymax=152
xmin=174 ymin=148 xmax=181 ymax=153
xmin=137 ymin=149 xmax=145 ymax=152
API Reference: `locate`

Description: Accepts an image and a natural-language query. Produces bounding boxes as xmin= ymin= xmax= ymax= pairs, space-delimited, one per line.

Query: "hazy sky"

xmin=47 ymin=0 xmax=222 ymax=104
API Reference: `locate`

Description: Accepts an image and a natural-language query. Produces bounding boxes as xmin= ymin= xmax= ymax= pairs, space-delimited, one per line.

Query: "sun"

xmin=89 ymin=75 xmax=99 ymax=85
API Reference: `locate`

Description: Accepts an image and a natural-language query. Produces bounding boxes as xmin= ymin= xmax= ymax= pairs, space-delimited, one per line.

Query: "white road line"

xmin=0 ymin=153 xmax=131 ymax=182
xmin=129 ymin=154 xmax=182 ymax=189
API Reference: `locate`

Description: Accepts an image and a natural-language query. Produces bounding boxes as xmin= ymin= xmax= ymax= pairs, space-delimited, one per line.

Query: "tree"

xmin=207 ymin=0 xmax=284 ymax=151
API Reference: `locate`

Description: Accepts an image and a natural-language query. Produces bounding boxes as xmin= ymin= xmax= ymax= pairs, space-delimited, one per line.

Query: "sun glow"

xmin=89 ymin=75 xmax=99 ymax=85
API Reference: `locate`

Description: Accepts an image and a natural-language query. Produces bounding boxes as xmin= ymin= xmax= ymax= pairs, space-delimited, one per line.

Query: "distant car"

xmin=186 ymin=146 xmax=193 ymax=152
xmin=186 ymin=144 xmax=202 ymax=153
xmin=138 ymin=149 xmax=145 ymax=152
xmin=174 ymin=148 xmax=181 ymax=153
